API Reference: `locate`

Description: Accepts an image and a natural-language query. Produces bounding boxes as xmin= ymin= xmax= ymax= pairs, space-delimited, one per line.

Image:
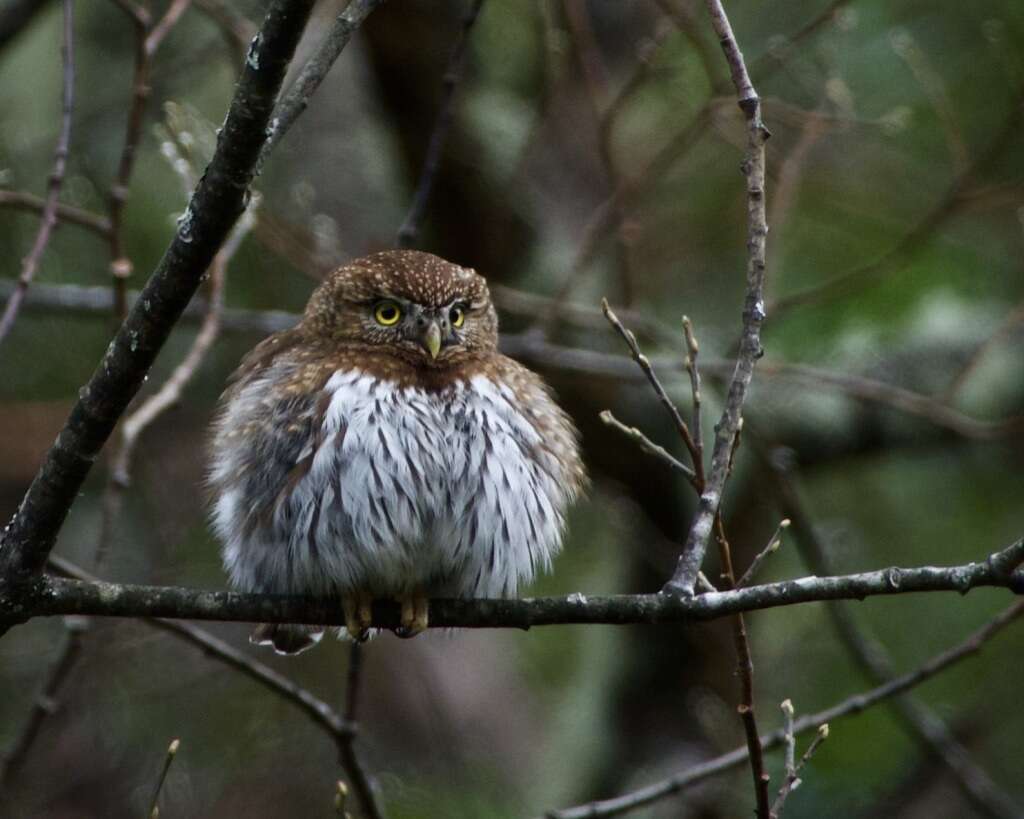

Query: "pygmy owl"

xmin=208 ymin=250 xmax=585 ymax=653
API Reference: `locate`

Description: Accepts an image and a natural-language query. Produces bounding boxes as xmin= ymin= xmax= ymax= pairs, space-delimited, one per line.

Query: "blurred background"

xmin=1 ymin=0 xmax=1023 ymax=817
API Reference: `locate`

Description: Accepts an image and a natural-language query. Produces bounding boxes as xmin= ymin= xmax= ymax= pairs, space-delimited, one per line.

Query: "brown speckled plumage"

xmin=208 ymin=251 xmax=585 ymax=652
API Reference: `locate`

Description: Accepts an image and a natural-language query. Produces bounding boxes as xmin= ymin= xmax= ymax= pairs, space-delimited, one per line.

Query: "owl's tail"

xmin=250 ymin=623 xmax=324 ymax=655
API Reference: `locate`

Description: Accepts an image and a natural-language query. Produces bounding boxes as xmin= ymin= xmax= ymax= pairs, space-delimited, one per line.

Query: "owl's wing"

xmin=496 ymin=356 xmax=587 ymax=497
xmin=222 ymin=328 xmax=305 ymax=393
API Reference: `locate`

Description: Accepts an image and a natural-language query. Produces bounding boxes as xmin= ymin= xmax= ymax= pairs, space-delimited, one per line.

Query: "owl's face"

xmin=302 ymin=250 xmax=498 ymax=367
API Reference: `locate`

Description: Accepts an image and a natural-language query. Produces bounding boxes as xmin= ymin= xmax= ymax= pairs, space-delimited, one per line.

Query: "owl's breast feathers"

xmin=208 ymin=341 xmax=585 ymax=600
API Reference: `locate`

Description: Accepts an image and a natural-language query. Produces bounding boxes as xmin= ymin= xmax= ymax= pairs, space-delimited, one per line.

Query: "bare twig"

xmin=544 ymin=599 xmax=1024 ymax=819
xmin=602 ymin=300 xmax=702 ymax=473
xmin=338 ymin=644 xmax=387 ymax=819
xmin=780 ymin=699 xmax=796 ymax=781
xmin=0 ymin=616 xmax=88 ymax=786
xmin=108 ymin=0 xmax=194 ymax=318
xmin=335 ymin=780 xmax=352 ymax=818
xmin=941 ymin=298 xmax=1024 ymax=403
xmin=261 ymin=0 xmax=387 ymax=163
xmin=0 ymin=190 xmax=111 ymax=237
xmin=3 ymin=278 xmax=1021 ymax=443
xmin=0 ymin=0 xmax=74 ymax=346
xmin=736 ymin=519 xmax=790 ymax=588
xmin=396 ymin=0 xmax=486 ymax=248
xmin=770 ymin=723 xmax=829 ymax=818
xmin=717 ymin=522 xmax=771 ymax=819
xmin=599 ymin=410 xmax=696 ymax=482
xmin=147 ymin=738 xmax=181 ymax=819
xmin=681 ymin=316 xmax=704 ymax=469
xmin=770 ymin=95 xmax=1022 ymax=316
xmin=194 ymin=0 xmax=256 ymax=59
xmin=768 ymin=454 xmax=1024 ymax=819
xmin=664 ymin=0 xmax=770 ymax=599
xmin=96 ymin=201 xmax=251 ymax=565
xmin=47 ymin=555 xmax=357 ymax=743
xmin=890 ymin=29 xmax=969 ymax=176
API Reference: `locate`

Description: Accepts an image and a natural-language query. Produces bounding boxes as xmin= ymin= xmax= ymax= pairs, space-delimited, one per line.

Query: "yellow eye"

xmin=374 ymin=301 xmax=401 ymax=326
xmin=450 ymin=305 xmax=466 ymax=329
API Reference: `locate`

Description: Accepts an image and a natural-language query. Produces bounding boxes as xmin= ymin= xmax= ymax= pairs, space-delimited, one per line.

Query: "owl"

xmin=208 ymin=250 xmax=585 ymax=653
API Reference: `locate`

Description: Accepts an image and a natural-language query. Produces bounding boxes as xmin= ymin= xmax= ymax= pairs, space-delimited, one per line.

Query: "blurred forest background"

xmin=1 ymin=0 xmax=1023 ymax=817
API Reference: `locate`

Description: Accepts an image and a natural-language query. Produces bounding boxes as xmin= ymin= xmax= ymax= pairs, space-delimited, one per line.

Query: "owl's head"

xmin=303 ymin=250 xmax=498 ymax=367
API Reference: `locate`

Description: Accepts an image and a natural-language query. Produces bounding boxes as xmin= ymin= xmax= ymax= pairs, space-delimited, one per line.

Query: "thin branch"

xmin=0 ymin=190 xmax=111 ymax=237
xmin=599 ymin=410 xmax=696 ymax=482
xmin=715 ymin=521 xmax=771 ymax=819
xmin=940 ymin=298 xmax=1024 ymax=403
xmin=108 ymin=0 xmax=195 ymax=318
xmin=681 ymin=316 xmax=704 ymax=470
xmin=0 ymin=0 xmax=74 ymax=346
xmin=602 ymin=300 xmax=702 ymax=473
xmin=47 ymin=555 xmax=356 ymax=741
xmin=4 ymin=282 xmax=1023 ymax=441
xmin=664 ymin=0 xmax=771 ymax=598
xmin=147 ymin=738 xmax=180 ymax=819
xmin=780 ymin=699 xmax=796 ymax=782
xmin=770 ymin=94 xmax=1022 ymax=316
xmin=544 ymin=598 xmax=1024 ymax=819
xmin=194 ymin=0 xmax=256 ymax=60
xmin=768 ymin=455 xmax=1023 ymax=819
xmin=736 ymin=519 xmax=789 ymax=588
xmin=890 ymin=29 xmax=969 ymax=176
xmin=0 ymin=0 xmax=317 ymax=585
xmin=6 ymin=539 xmax=1021 ymax=630
xmin=260 ymin=0 xmax=387 ymax=163
xmin=0 ymin=616 xmax=88 ymax=786
xmin=770 ymin=723 xmax=829 ymax=818
xmin=96 ymin=201 xmax=251 ymax=565
xmin=338 ymin=644 xmax=387 ymax=819
xmin=396 ymin=0 xmax=486 ymax=248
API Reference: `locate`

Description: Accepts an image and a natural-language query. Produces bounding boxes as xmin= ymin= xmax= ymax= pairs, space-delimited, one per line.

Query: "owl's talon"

xmin=396 ymin=590 xmax=429 ymax=638
xmin=343 ymin=591 xmax=374 ymax=641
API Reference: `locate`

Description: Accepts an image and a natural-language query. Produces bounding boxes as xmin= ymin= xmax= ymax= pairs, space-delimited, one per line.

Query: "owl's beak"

xmin=421 ymin=320 xmax=442 ymax=360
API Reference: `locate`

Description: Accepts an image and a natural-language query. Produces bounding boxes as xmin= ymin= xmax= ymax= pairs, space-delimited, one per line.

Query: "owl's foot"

xmin=395 ymin=590 xmax=429 ymax=638
xmin=342 ymin=591 xmax=374 ymax=641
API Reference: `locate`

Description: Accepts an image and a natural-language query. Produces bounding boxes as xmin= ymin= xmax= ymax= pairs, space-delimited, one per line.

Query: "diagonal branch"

xmin=664 ymin=0 xmax=771 ymax=598
xmin=769 ymin=455 xmax=1023 ymax=819
xmin=260 ymin=0 xmax=388 ymax=163
xmin=397 ymin=0 xmax=486 ymax=248
xmin=544 ymin=598 xmax=1024 ymax=819
xmin=0 ymin=0 xmax=318 ymax=589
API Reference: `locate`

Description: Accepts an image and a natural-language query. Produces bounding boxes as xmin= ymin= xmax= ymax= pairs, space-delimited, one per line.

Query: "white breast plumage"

xmin=214 ymin=368 xmax=569 ymax=600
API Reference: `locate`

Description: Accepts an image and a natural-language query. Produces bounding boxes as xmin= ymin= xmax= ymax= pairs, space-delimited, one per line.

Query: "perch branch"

xmin=3 ymin=539 xmax=1021 ymax=630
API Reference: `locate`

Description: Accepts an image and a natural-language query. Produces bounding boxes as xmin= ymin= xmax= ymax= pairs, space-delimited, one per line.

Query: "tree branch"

xmin=261 ymin=0 xmax=387 ymax=163
xmin=396 ymin=0 xmax=486 ymax=248
xmin=664 ymin=0 xmax=771 ymax=597
xmin=0 ymin=0 xmax=317 ymax=588
xmin=4 ymin=540 xmax=1021 ymax=630
xmin=544 ymin=598 xmax=1024 ymax=818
